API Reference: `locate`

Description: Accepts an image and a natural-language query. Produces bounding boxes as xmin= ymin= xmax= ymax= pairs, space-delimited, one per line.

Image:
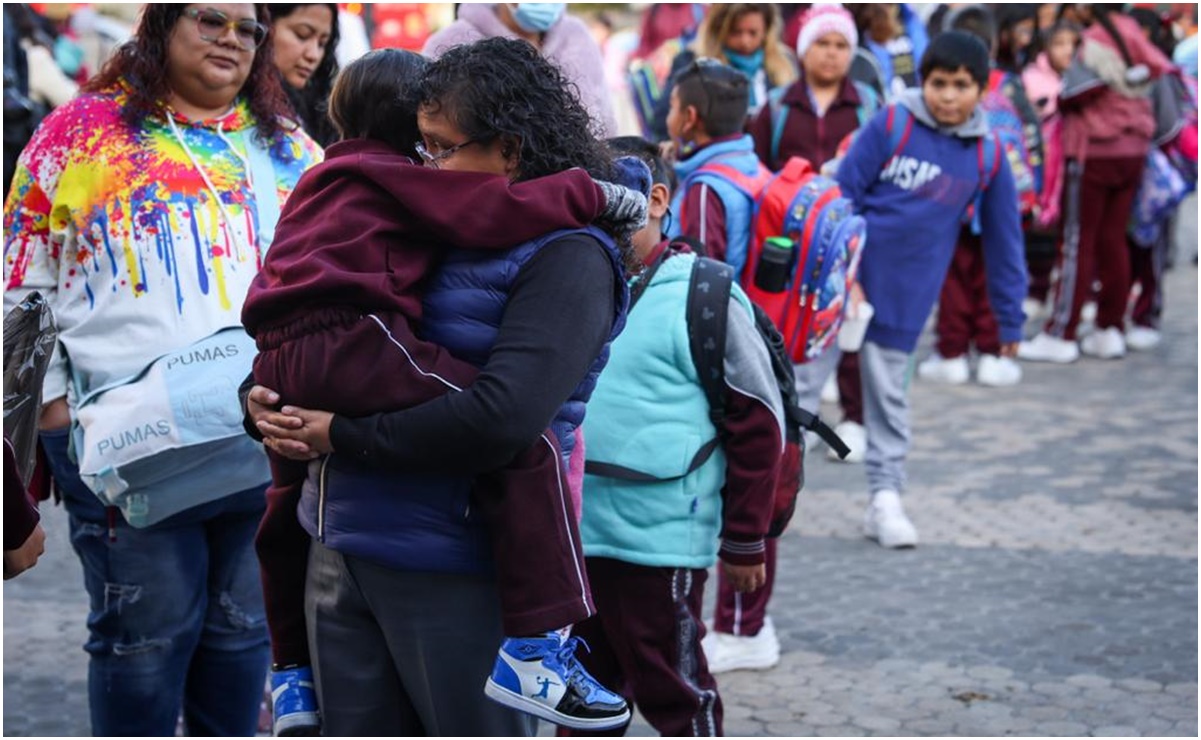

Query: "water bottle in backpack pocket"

xmin=741 ymin=157 xmax=867 ymax=364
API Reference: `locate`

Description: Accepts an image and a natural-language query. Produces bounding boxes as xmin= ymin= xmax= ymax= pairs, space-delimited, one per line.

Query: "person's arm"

xmin=834 ymin=106 xmax=890 ymax=209
xmin=4 ymin=110 xmax=69 ymax=409
xmin=715 ymin=298 xmax=784 ymax=570
xmin=327 ymin=235 xmax=617 ymax=472
xmin=680 ymin=181 xmax=729 ymax=264
xmin=4 ymin=439 xmax=44 ymax=579
xmin=362 ymin=164 xmax=608 ymax=251
xmin=979 ymin=150 xmax=1028 ymax=353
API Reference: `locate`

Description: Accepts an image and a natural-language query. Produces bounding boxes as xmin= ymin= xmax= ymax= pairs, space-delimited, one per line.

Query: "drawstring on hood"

xmin=166 ymin=109 xmax=255 ymax=259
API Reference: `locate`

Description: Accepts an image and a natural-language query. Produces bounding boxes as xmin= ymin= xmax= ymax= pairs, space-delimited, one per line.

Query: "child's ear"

xmin=648 ymin=182 xmax=671 ymax=220
xmin=683 ymin=104 xmax=703 ymax=137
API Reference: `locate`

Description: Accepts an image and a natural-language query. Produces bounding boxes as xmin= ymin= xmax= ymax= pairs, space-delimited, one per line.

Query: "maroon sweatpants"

xmin=935 ymin=230 xmax=1002 ymax=358
xmin=1046 ymin=157 xmax=1146 ymax=340
xmin=713 ymin=537 xmax=777 ymax=637
xmin=836 ymin=352 xmax=863 ymax=425
xmin=560 ymin=557 xmax=723 ymax=738
xmin=1128 ymin=232 xmax=1167 ymax=329
xmin=252 ymin=308 xmax=592 ymax=667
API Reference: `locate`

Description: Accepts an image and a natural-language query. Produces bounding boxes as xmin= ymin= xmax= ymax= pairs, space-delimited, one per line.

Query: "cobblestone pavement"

xmin=6 ymin=265 xmax=1197 ymax=737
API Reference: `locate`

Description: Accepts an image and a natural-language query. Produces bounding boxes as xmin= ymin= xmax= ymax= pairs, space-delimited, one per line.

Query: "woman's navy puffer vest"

xmin=297 ymin=227 xmax=629 ymax=575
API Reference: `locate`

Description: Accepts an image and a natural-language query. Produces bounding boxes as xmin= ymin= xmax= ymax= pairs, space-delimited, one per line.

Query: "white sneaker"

xmin=1079 ymin=327 xmax=1126 ymax=359
xmin=917 ymin=353 xmax=970 ymax=384
xmin=862 ymin=489 xmax=918 ymax=549
xmin=820 ymin=375 xmax=840 ymax=404
xmin=827 ymin=420 xmax=866 ymax=463
xmin=1126 ymin=326 xmax=1162 ymax=351
xmin=975 ymin=354 xmax=1022 ymax=387
xmin=1017 ymin=332 xmax=1080 ymax=363
xmin=701 ymin=617 xmax=781 ymax=674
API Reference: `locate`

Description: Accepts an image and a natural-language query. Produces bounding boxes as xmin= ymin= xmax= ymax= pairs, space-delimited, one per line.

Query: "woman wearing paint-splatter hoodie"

xmin=2 ymin=5 xmax=319 ymax=735
xmin=835 ymin=31 xmax=1027 ymax=551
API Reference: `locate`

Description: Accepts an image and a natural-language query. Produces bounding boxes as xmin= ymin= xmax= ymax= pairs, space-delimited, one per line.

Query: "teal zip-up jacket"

xmin=581 ymin=249 xmax=785 ymax=569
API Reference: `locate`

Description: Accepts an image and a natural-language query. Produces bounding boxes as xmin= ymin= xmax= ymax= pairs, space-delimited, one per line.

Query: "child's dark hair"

xmin=920 ymin=31 xmax=991 ymax=89
xmin=672 ymin=59 xmax=750 ymax=138
xmin=607 ymin=136 xmax=676 ymax=192
xmin=416 ymin=37 xmax=614 ymax=182
xmin=1129 ymin=7 xmax=1176 ymax=58
xmin=947 ymin=5 xmax=997 ymax=54
xmin=328 ymin=49 xmax=426 ymax=158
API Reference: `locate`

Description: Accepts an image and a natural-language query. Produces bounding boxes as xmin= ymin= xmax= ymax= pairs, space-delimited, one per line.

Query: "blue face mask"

xmin=723 ymin=47 xmax=765 ymax=75
xmin=510 ymin=3 xmax=566 ymax=33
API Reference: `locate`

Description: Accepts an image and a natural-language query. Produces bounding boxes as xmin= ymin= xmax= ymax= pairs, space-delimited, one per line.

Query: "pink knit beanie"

xmin=796 ymin=3 xmax=859 ymax=58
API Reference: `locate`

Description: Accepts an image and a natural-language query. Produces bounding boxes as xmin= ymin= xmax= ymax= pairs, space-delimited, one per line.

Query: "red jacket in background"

xmin=1062 ymin=13 xmax=1174 ymax=161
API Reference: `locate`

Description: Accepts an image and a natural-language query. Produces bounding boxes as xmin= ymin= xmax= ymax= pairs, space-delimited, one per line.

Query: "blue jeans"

xmin=40 ymin=428 xmax=270 ymax=736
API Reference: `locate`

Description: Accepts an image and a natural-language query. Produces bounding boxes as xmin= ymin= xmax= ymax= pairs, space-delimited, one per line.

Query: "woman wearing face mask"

xmin=423 ymin=3 xmax=617 ymax=137
xmin=651 ymin=3 xmax=797 ymax=142
xmin=3 ymin=4 xmax=320 ymax=735
xmin=269 ymin=3 xmax=338 ymax=146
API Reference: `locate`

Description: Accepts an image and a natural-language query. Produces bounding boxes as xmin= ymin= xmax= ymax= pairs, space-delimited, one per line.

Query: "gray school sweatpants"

xmin=793 ymin=342 xmax=911 ymax=495
xmin=304 ymin=540 xmax=536 ymax=737
xmin=859 ymin=340 xmax=912 ymax=495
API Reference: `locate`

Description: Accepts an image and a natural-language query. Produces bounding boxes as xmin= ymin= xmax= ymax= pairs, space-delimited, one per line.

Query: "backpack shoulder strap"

xmin=768 ymin=86 xmax=790 ymax=167
xmin=693 ymin=160 xmax=772 ymax=199
xmin=852 ymin=81 xmax=881 ymax=127
xmin=884 ymin=104 xmax=914 ymax=164
xmin=686 ymin=257 xmax=735 ymax=429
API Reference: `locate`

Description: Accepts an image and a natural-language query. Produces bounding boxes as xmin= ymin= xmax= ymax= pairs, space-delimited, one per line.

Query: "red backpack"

xmin=739 ymin=157 xmax=867 ymax=364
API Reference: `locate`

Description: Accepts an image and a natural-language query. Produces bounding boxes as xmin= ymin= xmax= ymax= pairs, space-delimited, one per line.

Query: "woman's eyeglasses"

xmin=183 ymin=8 xmax=269 ymax=51
xmin=414 ymin=139 xmax=478 ymax=169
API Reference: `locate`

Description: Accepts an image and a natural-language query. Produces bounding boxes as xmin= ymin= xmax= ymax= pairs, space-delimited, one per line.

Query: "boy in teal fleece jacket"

xmin=568 ymin=138 xmax=784 ymax=737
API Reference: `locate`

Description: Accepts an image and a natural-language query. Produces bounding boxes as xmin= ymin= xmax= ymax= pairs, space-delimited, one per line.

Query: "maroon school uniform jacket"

xmin=749 ymin=76 xmax=869 ymax=171
xmin=242 ymin=139 xmax=606 ymax=334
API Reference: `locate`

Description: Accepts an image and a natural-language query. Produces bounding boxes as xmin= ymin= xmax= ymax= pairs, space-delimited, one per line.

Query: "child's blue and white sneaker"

xmin=270 ymin=666 xmax=320 ymax=736
xmin=484 ymin=632 xmax=630 ymax=730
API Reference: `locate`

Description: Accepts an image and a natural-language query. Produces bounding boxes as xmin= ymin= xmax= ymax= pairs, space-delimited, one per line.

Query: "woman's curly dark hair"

xmin=417 ymin=38 xmax=641 ymax=271
xmin=269 ymin=3 xmax=340 ymax=146
xmin=83 ymin=4 xmax=292 ymax=144
xmin=417 ymin=37 xmax=614 ymax=183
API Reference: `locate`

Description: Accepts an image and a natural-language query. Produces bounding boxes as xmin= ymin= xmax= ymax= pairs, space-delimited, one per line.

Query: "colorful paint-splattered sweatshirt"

xmin=2 ymin=85 xmax=321 ymax=402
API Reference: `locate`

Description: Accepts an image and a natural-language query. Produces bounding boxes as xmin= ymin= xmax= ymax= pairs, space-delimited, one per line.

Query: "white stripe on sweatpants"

xmin=1048 ymin=159 xmax=1084 ymax=338
xmin=365 ymin=314 xmax=592 ymax=619
xmin=671 ymin=569 xmax=718 ymax=737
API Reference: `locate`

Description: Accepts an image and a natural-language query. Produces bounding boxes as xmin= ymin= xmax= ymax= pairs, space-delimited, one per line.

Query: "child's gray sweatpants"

xmin=792 ymin=340 xmax=913 ymax=495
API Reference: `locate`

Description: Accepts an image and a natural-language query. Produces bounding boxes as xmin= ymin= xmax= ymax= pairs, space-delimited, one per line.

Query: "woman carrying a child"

xmin=247 ymin=38 xmax=643 ymax=736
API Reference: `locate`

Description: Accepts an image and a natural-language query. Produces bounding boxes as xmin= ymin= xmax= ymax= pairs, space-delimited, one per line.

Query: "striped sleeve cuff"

xmin=719 ymin=537 xmax=767 ymax=566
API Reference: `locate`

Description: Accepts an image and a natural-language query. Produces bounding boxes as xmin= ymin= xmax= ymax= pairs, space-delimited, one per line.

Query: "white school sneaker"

xmin=1079 ymin=327 xmax=1127 ymax=359
xmin=863 ymin=489 xmax=918 ymax=549
xmin=975 ymin=354 xmax=1022 ymax=387
xmin=917 ymin=353 xmax=970 ymax=384
xmin=826 ymin=420 xmax=866 ymax=463
xmin=1126 ymin=326 xmax=1162 ymax=351
xmin=1018 ymin=332 xmax=1080 ymax=364
xmin=701 ymin=617 xmax=781 ymax=674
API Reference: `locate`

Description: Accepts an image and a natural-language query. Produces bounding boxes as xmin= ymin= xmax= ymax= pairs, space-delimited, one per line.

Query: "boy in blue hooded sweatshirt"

xmin=836 ymin=31 xmax=1028 ymax=548
xmin=665 ymin=58 xmax=769 ymax=275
